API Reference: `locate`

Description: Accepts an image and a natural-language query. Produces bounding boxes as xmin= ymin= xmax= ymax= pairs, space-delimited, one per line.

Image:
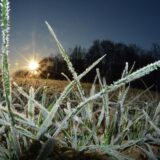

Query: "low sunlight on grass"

xmin=0 ymin=0 xmax=160 ymax=160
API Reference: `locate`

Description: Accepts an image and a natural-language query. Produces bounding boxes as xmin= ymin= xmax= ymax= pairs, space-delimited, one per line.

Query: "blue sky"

xmin=1 ymin=0 xmax=160 ymax=72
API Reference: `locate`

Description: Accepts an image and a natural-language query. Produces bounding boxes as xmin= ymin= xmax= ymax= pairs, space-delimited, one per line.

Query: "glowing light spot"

xmin=28 ymin=60 xmax=39 ymax=71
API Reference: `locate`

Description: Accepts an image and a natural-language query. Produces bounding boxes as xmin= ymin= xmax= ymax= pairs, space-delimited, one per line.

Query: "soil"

xmin=20 ymin=139 xmax=160 ymax=160
xmin=20 ymin=140 xmax=111 ymax=160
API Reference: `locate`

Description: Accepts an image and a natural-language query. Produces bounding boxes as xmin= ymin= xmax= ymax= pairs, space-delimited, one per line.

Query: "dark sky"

xmin=2 ymin=0 xmax=160 ymax=72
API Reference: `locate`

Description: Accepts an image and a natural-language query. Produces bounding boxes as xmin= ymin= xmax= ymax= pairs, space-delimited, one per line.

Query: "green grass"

xmin=0 ymin=0 xmax=160 ymax=159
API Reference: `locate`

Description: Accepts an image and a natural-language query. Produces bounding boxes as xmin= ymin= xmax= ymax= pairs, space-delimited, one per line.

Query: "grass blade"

xmin=1 ymin=0 xmax=20 ymax=158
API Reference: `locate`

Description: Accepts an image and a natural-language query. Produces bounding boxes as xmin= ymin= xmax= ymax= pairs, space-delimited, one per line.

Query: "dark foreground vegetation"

xmin=15 ymin=41 xmax=160 ymax=91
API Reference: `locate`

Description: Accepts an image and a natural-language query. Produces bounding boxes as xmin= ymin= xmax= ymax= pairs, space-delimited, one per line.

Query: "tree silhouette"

xmin=70 ymin=46 xmax=86 ymax=75
xmin=14 ymin=70 xmax=30 ymax=78
xmin=39 ymin=56 xmax=71 ymax=80
xmin=13 ymin=39 xmax=160 ymax=91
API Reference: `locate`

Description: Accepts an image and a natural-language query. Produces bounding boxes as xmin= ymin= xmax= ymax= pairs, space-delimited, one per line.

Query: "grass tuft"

xmin=0 ymin=1 xmax=159 ymax=159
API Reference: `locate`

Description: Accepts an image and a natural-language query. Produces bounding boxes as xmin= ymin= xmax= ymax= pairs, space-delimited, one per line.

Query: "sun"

xmin=28 ymin=60 xmax=39 ymax=71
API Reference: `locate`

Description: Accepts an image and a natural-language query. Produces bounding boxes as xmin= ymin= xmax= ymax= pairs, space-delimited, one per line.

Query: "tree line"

xmin=14 ymin=40 xmax=160 ymax=91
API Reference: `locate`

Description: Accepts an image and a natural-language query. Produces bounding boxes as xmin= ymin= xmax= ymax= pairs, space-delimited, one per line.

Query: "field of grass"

xmin=13 ymin=77 xmax=160 ymax=104
xmin=8 ymin=77 xmax=159 ymax=159
xmin=13 ymin=77 xmax=92 ymax=94
xmin=0 ymin=1 xmax=160 ymax=159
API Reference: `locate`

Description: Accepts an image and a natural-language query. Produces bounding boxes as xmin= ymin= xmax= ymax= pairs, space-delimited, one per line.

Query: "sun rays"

xmin=28 ymin=59 xmax=39 ymax=71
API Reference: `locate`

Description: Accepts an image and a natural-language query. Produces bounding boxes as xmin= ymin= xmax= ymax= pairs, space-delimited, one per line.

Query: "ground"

xmin=5 ymin=77 xmax=160 ymax=159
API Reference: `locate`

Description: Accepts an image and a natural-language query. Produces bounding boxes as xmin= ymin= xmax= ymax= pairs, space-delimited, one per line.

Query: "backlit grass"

xmin=0 ymin=0 xmax=160 ymax=159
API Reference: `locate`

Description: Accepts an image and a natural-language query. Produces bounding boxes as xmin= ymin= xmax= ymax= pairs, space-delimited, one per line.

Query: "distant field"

xmin=13 ymin=77 xmax=93 ymax=93
xmin=13 ymin=77 xmax=160 ymax=103
xmin=13 ymin=77 xmax=70 ymax=93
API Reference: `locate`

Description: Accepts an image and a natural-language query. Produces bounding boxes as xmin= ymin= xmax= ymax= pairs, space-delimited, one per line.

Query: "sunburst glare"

xmin=28 ymin=60 xmax=39 ymax=71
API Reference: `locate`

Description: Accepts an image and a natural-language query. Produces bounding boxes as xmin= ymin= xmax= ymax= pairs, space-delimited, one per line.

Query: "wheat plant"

xmin=1 ymin=0 xmax=20 ymax=159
